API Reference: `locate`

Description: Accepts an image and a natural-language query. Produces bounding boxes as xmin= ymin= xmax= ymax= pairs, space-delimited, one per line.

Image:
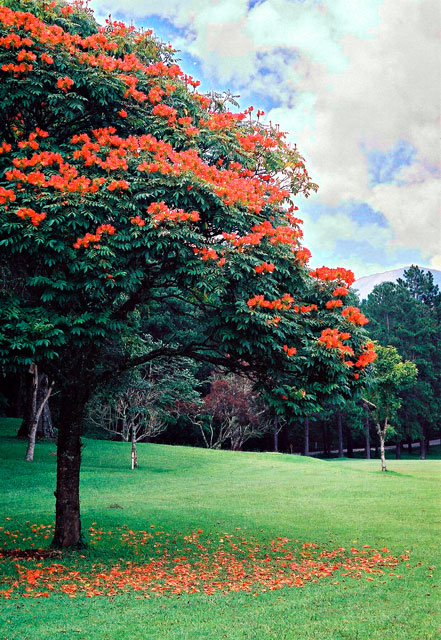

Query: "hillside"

xmin=354 ymin=266 xmax=441 ymax=299
xmin=0 ymin=418 xmax=440 ymax=640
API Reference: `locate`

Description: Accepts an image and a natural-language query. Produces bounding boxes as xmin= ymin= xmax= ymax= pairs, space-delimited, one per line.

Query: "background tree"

xmin=192 ymin=372 xmax=271 ymax=451
xmin=24 ymin=365 xmax=54 ymax=461
xmin=17 ymin=367 xmax=55 ymax=439
xmin=363 ymin=344 xmax=417 ymax=472
xmin=362 ymin=267 xmax=441 ymax=456
xmin=87 ymin=352 xmax=201 ymax=467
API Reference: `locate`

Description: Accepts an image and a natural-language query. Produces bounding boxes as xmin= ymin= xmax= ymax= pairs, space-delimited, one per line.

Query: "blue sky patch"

xmin=345 ymin=202 xmax=388 ymax=228
xmin=333 ymin=238 xmax=425 ymax=269
xmin=366 ymin=141 xmax=416 ymax=186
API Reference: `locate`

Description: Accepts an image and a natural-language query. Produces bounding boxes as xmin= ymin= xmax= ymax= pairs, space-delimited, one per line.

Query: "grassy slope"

xmin=0 ymin=417 xmax=440 ymax=640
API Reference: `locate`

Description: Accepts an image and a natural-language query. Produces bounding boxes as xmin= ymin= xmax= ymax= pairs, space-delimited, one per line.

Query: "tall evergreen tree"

xmin=362 ymin=267 xmax=441 ymax=454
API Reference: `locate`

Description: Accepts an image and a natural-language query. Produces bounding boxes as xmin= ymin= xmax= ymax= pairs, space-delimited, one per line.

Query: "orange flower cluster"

xmin=294 ymin=304 xmax=317 ymax=313
xmin=16 ymin=207 xmax=46 ymax=226
xmin=0 ymin=32 xmax=33 ymax=49
xmin=200 ymin=112 xmax=245 ymax=132
xmin=40 ymin=52 xmax=53 ymax=65
xmin=16 ymin=48 xmax=36 ymax=62
xmin=355 ymin=342 xmax=377 ymax=368
xmin=223 ymin=220 xmax=301 ymax=250
xmin=283 ymin=345 xmax=297 ymax=357
xmin=107 ymin=180 xmax=129 ymax=191
xmin=1 ymin=61 xmax=33 ymax=73
xmin=0 ymin=523 xmax=406 ymax=600
xmin=130 ymin=215 xmax=145 ymax=227
xmin=318 ymin=329 xmax=354 ymax=357
xmin=332 ymin=286 xmax=349 ymax=297
xmin=148 ymin=85 xmax=164 ymax=104
xmin=0 ymin=186 xmax=16 ymax=204
xmin=326 ymin=299 xmax=343 ymax=309
xmin=120 ymin=74 xmax=147 ymax=103
xmin=236 ymin=130 xmax=278 ymax=153
xmin=295 ymin=247 xmax=312 ymax=264
xmin=147 ymin=201 xmax=200 ymax=225
xmin=0 ymin=142 xmax=12 ymax=154
xmin=193 ymin=247 xmax=226 ymax=267
xmin=70 ymin=126 xmax=287 ymax=215
xmin=310 ymin=267 xmax=355 ymax=287
xmin=8 ymin=149 xmax=107 ymax=193
xmin=152 ymin=103 xmax=177 ymax=124
xmin=341 ymin=306 xmax=369 ymax=326
xmin=344 ymin=342 xmax=376 ymax=375
xmin=255 ymin=262 xmax=275 ymax=274
xmin=73 ymin=224 xmax=115 ymax=249
xmin=56 ymin=76 xmax=74 ymax=92
xmin=247 ymin=294 xmax=293 ymax=311
xmin=17 ymin=128 xmax=48 ymax=150
xmin=0 ymin=3 xmax=183 ymax=113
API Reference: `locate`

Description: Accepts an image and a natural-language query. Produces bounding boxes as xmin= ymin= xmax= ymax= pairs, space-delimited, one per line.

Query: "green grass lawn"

xmin=0 ymin=417 xmax=440 ymax=640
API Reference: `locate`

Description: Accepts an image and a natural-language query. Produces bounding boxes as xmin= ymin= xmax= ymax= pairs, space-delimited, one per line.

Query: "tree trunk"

xmin=420 ymin=437 xmax=426 ymax=460
xmin=425 ymin=437 xmax=430 ymax=454
xmin=337 ymin=411 xmax=344 ymax=458
xmin=51 ymin=381 xmax=90 ymax=549
xmin=395 ymin=441 xmax=401 ymax=459
xmin=273 ymin=416 xmax=278 ymax=453
xmin=346 ymin=426 xmax=353 ymax=458
xmin=25 ymin=378 xmax=54 ymax=461
xmin=380 ymin=433 xmax=386 ymax=472
xmin=17 ymin=369 xmax=55 ymax=439
xmin=17 ymin=366 xmax=38 ymax=438
xmin=36 ymin=374 xmax=55 ymax=439
xmin=131 ymin=428 xmax=138 ymax=469
xmin=322 ymin=422 xmax=330 ymax=456
xmin=304 ymin=417 xmax=309 ymax=456
xmin=364 ymin=411 xmax=371 ymax=459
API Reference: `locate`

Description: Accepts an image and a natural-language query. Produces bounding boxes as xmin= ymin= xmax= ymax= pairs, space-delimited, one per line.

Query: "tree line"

xmin=4 ymin=266 xmax=439 ymax=470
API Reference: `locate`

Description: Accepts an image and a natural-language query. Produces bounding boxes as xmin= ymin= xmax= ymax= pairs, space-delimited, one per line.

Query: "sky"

xmin=90 ymin=0 xmax=440 ymax=278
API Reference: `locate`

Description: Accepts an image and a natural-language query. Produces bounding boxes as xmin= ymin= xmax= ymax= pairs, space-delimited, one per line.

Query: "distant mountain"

xmin=353 ymin=266 xmax=441 ymax=300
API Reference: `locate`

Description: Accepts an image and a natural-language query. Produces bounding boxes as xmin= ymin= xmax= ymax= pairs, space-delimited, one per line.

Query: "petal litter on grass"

xmin=0 ymin=522 xmax=408 ymax=599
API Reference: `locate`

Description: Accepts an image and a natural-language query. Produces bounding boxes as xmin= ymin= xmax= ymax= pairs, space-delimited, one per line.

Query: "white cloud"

xmin=90 ymin=0 xmax=441 ymax=270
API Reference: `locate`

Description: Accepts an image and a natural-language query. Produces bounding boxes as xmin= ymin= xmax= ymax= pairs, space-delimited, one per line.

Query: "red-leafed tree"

xmin=186 ymin=372 xmax=271 ymax=450
xmin=0 ymin=0 xmax=375 ymax=548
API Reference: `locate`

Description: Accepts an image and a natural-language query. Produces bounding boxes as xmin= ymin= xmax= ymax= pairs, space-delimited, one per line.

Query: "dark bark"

xmin=36 ymin=374 xmax=55 ymax=438
xmin=364 ymin=411 xmax=371 ymax=459
xmin=273 ymin=416 xmax=279 ymax=453
xmin=407 ymin=437 xmax=412 ymax=454
xmin=419 ymin=437 xmax=426 ymax=460
xmin=17 ymin=369 xmax=35 ymax=438
xmin=51 ymin=367 xmax=94 ymax=549
xmin=337 ymin=411 xmax=344 ymax=458
xmin=304 ymin=417 xmax=309 ymax=456
xmin=322 ymin=422 xmax=330 ymax=456
xmin=345 ymin=425 xmax=353 ymax=458
xmin=395 ymin=441 xmax=401 ymax=459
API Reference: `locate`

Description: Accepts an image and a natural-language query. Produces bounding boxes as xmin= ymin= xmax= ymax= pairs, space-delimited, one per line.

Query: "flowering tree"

xmin=0 ymin=0 xmax=376 ymax=547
